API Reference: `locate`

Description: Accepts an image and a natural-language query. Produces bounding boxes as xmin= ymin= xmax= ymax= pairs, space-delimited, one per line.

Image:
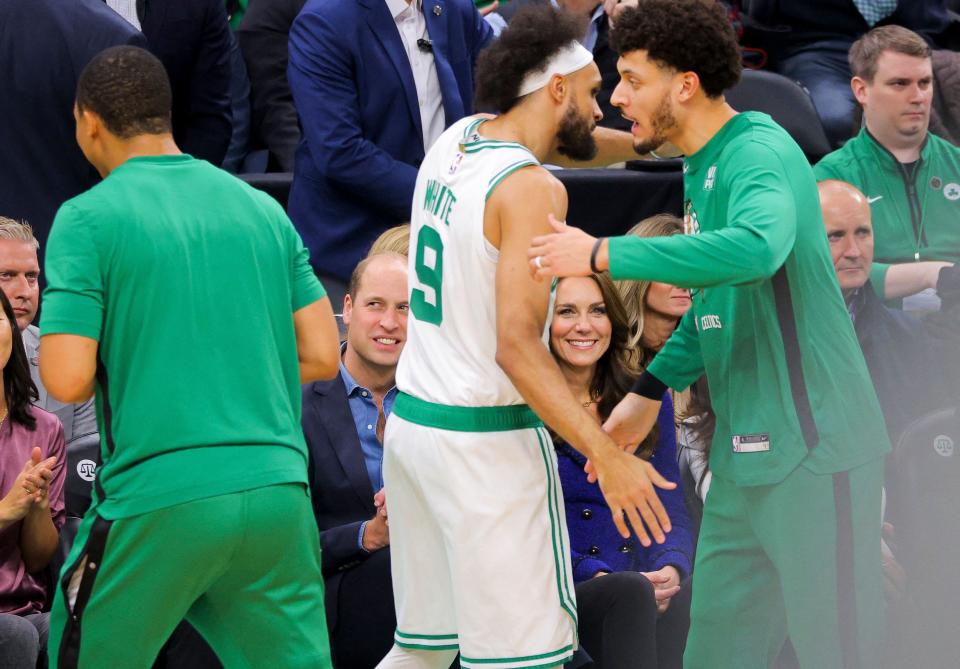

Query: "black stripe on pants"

xmin=57 ymin=515 xmax=114 ymax=669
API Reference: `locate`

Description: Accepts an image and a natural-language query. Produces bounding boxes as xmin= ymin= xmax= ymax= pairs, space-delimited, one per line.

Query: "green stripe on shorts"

xmin=393 ymin=392 xmax=543 ymax=432
xmin=535 ymin=428 xmax=579 ymax=630
xmin=460 ymin=644 xmax=574 ymax=668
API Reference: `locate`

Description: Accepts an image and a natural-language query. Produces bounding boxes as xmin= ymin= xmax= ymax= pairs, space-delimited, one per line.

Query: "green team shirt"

xmin=609 ymin=112 xmax=889 ymax=486
xmin=41 ymin=154 xmax=326 ymax=519
xmin=814 ymin=128 xmax=960 ymax=295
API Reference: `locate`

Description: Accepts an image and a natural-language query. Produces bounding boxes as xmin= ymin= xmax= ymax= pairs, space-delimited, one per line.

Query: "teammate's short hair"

xmin=610 ymin=0 xmax=741 ymax=99
xmin=348 ymin=252 xmax=406 ymax=298
xmin=76 ymin=46 xmax=173 ymax=139
xmin=475 ymin=5 xmax=587 ymax=114
xmin=615 ymin=213 xmax=683 ymax=365
xmin=0 ymin=218 xmax=39 ymax=250
xmin=848 ymin=25 xmax=931 ymax=83
xmin=368 ymin=224 xmax=411 ymax=258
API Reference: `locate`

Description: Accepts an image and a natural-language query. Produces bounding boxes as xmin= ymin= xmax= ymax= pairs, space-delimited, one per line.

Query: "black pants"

xmin=575 ymin=571 xmax=691 ymax=669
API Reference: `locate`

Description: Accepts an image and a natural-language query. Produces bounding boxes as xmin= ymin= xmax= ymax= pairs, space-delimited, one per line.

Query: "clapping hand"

xmin=0 ymin=448 xmax=57 ymax=524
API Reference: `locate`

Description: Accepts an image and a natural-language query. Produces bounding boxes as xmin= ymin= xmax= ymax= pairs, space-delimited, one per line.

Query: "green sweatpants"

xmin=49 ymin=483 xmax=331 ymax=668
xmin=684 ymin=458 xmax=884 ymax=669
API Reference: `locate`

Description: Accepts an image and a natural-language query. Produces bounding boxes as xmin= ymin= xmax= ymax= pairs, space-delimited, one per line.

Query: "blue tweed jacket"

xmin=556 ymin=392 xmax=694 ymax=583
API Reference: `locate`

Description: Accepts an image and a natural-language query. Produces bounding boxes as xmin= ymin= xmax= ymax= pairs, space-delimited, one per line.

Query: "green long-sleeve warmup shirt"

xmin=610 ymin=112 xmax=890 ymax=486
xmin=814 ymin=128 xmax=960 ymax=295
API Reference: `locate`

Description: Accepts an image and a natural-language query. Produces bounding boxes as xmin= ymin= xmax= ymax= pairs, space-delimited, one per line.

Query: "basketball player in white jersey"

xmin=377 ymin=7 xmax=676 ymax=668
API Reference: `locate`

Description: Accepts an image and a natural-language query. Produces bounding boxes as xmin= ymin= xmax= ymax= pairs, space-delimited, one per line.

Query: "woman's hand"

xmin=0 ymin=449 xmax=57 ymax=526
xmin=640 ymin=565 xmax=681 ymax=613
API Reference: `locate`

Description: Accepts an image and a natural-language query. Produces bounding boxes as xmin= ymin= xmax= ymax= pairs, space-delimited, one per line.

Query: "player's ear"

xmin=851 ymin=76 xmax=869 ymax=106
xmin=675 ymin=70 xmax=700 ymax=104
xmin=547 ymin=73 xmax=567 ymax=105
xmin=342 ymin=294 xmax=353 ymax=327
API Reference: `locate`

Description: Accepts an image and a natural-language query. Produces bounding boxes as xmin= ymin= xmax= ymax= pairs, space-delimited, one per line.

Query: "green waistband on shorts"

xmin=393 ymin=392 xmax=544 ymax=432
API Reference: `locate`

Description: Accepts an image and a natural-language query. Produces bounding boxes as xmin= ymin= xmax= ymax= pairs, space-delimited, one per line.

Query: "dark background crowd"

xmin=0 ymin=0 xmax=959 ymax=668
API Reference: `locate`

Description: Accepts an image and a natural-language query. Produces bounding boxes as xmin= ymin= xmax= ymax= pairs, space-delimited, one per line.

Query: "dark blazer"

xmin=302 ymin=374 xmax=395 ymax=668
xmin=237 ymin=0 xmax=306 ymax=172
xmin=0 ymin=0 xmax=145 ymax=257
xmin=140 ymin=0 xmax=233 ymax=166
xmin=287 ymin=0 xmax=493 ymax=281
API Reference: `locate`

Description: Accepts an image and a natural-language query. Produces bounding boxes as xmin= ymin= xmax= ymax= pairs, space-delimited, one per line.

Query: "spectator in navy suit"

xmin=0 ymin=0 xmax=144 ymax=264
xmin=302 ymin=250 xmax=409 ymax=668
xmin=287 ymin=0 xmax=494 ymax=304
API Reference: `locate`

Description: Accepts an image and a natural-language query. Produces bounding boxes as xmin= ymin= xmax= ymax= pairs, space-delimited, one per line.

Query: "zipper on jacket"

xmin=897 ymin=160 xmax=926 ymax=255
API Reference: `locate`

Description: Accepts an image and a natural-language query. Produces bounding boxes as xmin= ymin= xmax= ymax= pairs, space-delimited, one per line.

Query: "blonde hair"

xmin=367 ymin=224 xmax=411 ymax=258
xmin=615 ymin=214 xmax=683 ymax=367
xmin=0 ymin=217 xmax=39 ymax=250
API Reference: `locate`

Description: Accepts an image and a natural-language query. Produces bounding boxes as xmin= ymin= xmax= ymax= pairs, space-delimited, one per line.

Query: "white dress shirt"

xmin=385 ymin=0 xmax=446 ymax=151
xmin=105 ymin=0 xmax=141 ymax=30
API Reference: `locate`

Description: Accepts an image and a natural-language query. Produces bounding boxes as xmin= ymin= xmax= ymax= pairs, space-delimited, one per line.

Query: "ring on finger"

xmin=534 ymin=256 xmax=543 ymax=270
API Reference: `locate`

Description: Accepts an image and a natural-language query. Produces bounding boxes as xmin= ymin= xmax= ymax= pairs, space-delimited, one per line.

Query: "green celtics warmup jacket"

xmin=814 ymin=128 xmax=960 ymax=295
xmin=610 ymin=112 xmax=890 ymax=487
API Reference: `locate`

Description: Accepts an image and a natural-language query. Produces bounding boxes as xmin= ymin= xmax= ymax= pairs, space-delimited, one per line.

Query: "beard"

xmin=555 ymin=100 xmax=598 ymax=161
xmin=632 ymin=93 xmax=678 ymax=156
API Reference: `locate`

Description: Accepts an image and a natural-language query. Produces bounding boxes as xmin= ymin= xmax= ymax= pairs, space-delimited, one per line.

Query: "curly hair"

xmin=610 ymin=0 xmax=741 ymax=99
xmin=76 ymin=46 xmax=173 ymax=138
xmin=474 ymin=5 xmax=587 ymax=114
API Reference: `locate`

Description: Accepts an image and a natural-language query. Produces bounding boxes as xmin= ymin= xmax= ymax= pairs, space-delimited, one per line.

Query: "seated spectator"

xmin=743 ymin=0 xmax=951 ymax=147
xmin=814 ymin=26 xmax=960 ymax=309
xmin=302 ymin=251 xmax=408 ymax=668
xmin=0 ymin=218 xmax=97 ymax=444
xmin=550 ymin=271 xmax=693 ymax=669
xmin=0 ymin=290 xmax=66 ymax=669
xmin=818 ymin=179 xmax=960 ymax=442
xmin=236 ymin=0 xmax=306 ymax=172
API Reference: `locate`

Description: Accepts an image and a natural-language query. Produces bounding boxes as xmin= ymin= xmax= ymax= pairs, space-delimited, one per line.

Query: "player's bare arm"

xmin=39 ymin=333 xmax=98 ymax=403
xmin=488 ymin=166 xmax=674 ymax=545
xmin=293 ymin=296 xmax=341 ymax=383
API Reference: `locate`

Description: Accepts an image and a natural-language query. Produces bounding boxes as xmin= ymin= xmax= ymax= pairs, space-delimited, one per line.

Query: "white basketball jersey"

xmin=397 ymin=116 xmax=545 ymax=407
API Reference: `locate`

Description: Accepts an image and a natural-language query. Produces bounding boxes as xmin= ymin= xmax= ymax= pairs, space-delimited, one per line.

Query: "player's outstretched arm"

xmin=489 ymin=167 xmax=674 ymax=545
xmin=293 ymin=296 xmax=341 ymax=383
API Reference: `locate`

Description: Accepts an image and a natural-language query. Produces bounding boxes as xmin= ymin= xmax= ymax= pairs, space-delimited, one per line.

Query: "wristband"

xmin=590 ymin=237 xmax=605 ymax=274
xmin=630 ymin=371 xmax=668 ymax=400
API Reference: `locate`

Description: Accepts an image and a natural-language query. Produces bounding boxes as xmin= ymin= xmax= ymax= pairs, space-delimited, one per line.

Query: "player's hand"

xmin=641 ymin=566 xmax=681 ymax=613
xmin=592 ymin=448 xmax=675 ymax=546
xmin=528 ymin=215 xmax=600 ymax=280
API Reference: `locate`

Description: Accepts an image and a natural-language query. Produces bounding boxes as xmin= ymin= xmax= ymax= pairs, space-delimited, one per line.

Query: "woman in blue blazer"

xmin=549 ymin=260 xmax=694 ymax=669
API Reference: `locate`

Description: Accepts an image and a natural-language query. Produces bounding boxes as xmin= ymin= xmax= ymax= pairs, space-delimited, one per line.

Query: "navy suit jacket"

xmin=287 ymin=0 xmax=493 ymax=281
xmin=140 ymin=0 xmax=233 ymax=166
xmin=0 ymin=0 xmax=144 ymax=257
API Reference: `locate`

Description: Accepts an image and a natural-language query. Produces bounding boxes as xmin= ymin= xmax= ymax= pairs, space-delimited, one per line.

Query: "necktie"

xmin=852 ymin=0 xmax=898 ymax=27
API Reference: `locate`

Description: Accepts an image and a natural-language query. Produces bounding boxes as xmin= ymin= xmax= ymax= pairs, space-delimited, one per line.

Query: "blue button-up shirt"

xmin=339 ymin=360 xmax=398 ymax=494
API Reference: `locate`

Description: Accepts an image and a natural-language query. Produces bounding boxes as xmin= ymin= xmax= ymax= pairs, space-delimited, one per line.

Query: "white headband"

xmin=516 ymin=42 xmax=595 ymax=98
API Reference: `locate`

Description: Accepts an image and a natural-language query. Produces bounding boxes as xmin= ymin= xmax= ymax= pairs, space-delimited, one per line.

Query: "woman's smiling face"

xmin=550 ymin=277 xmax=612 ymax=372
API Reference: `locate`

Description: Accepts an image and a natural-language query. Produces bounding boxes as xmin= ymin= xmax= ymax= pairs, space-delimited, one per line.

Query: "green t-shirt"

xmin=609 ymin=112 xmax=889 ymax=486
xmin=41 ymin=154 xmax=326 ymax=519
xmin=814 ymin=128 xmax=960 ymax=295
